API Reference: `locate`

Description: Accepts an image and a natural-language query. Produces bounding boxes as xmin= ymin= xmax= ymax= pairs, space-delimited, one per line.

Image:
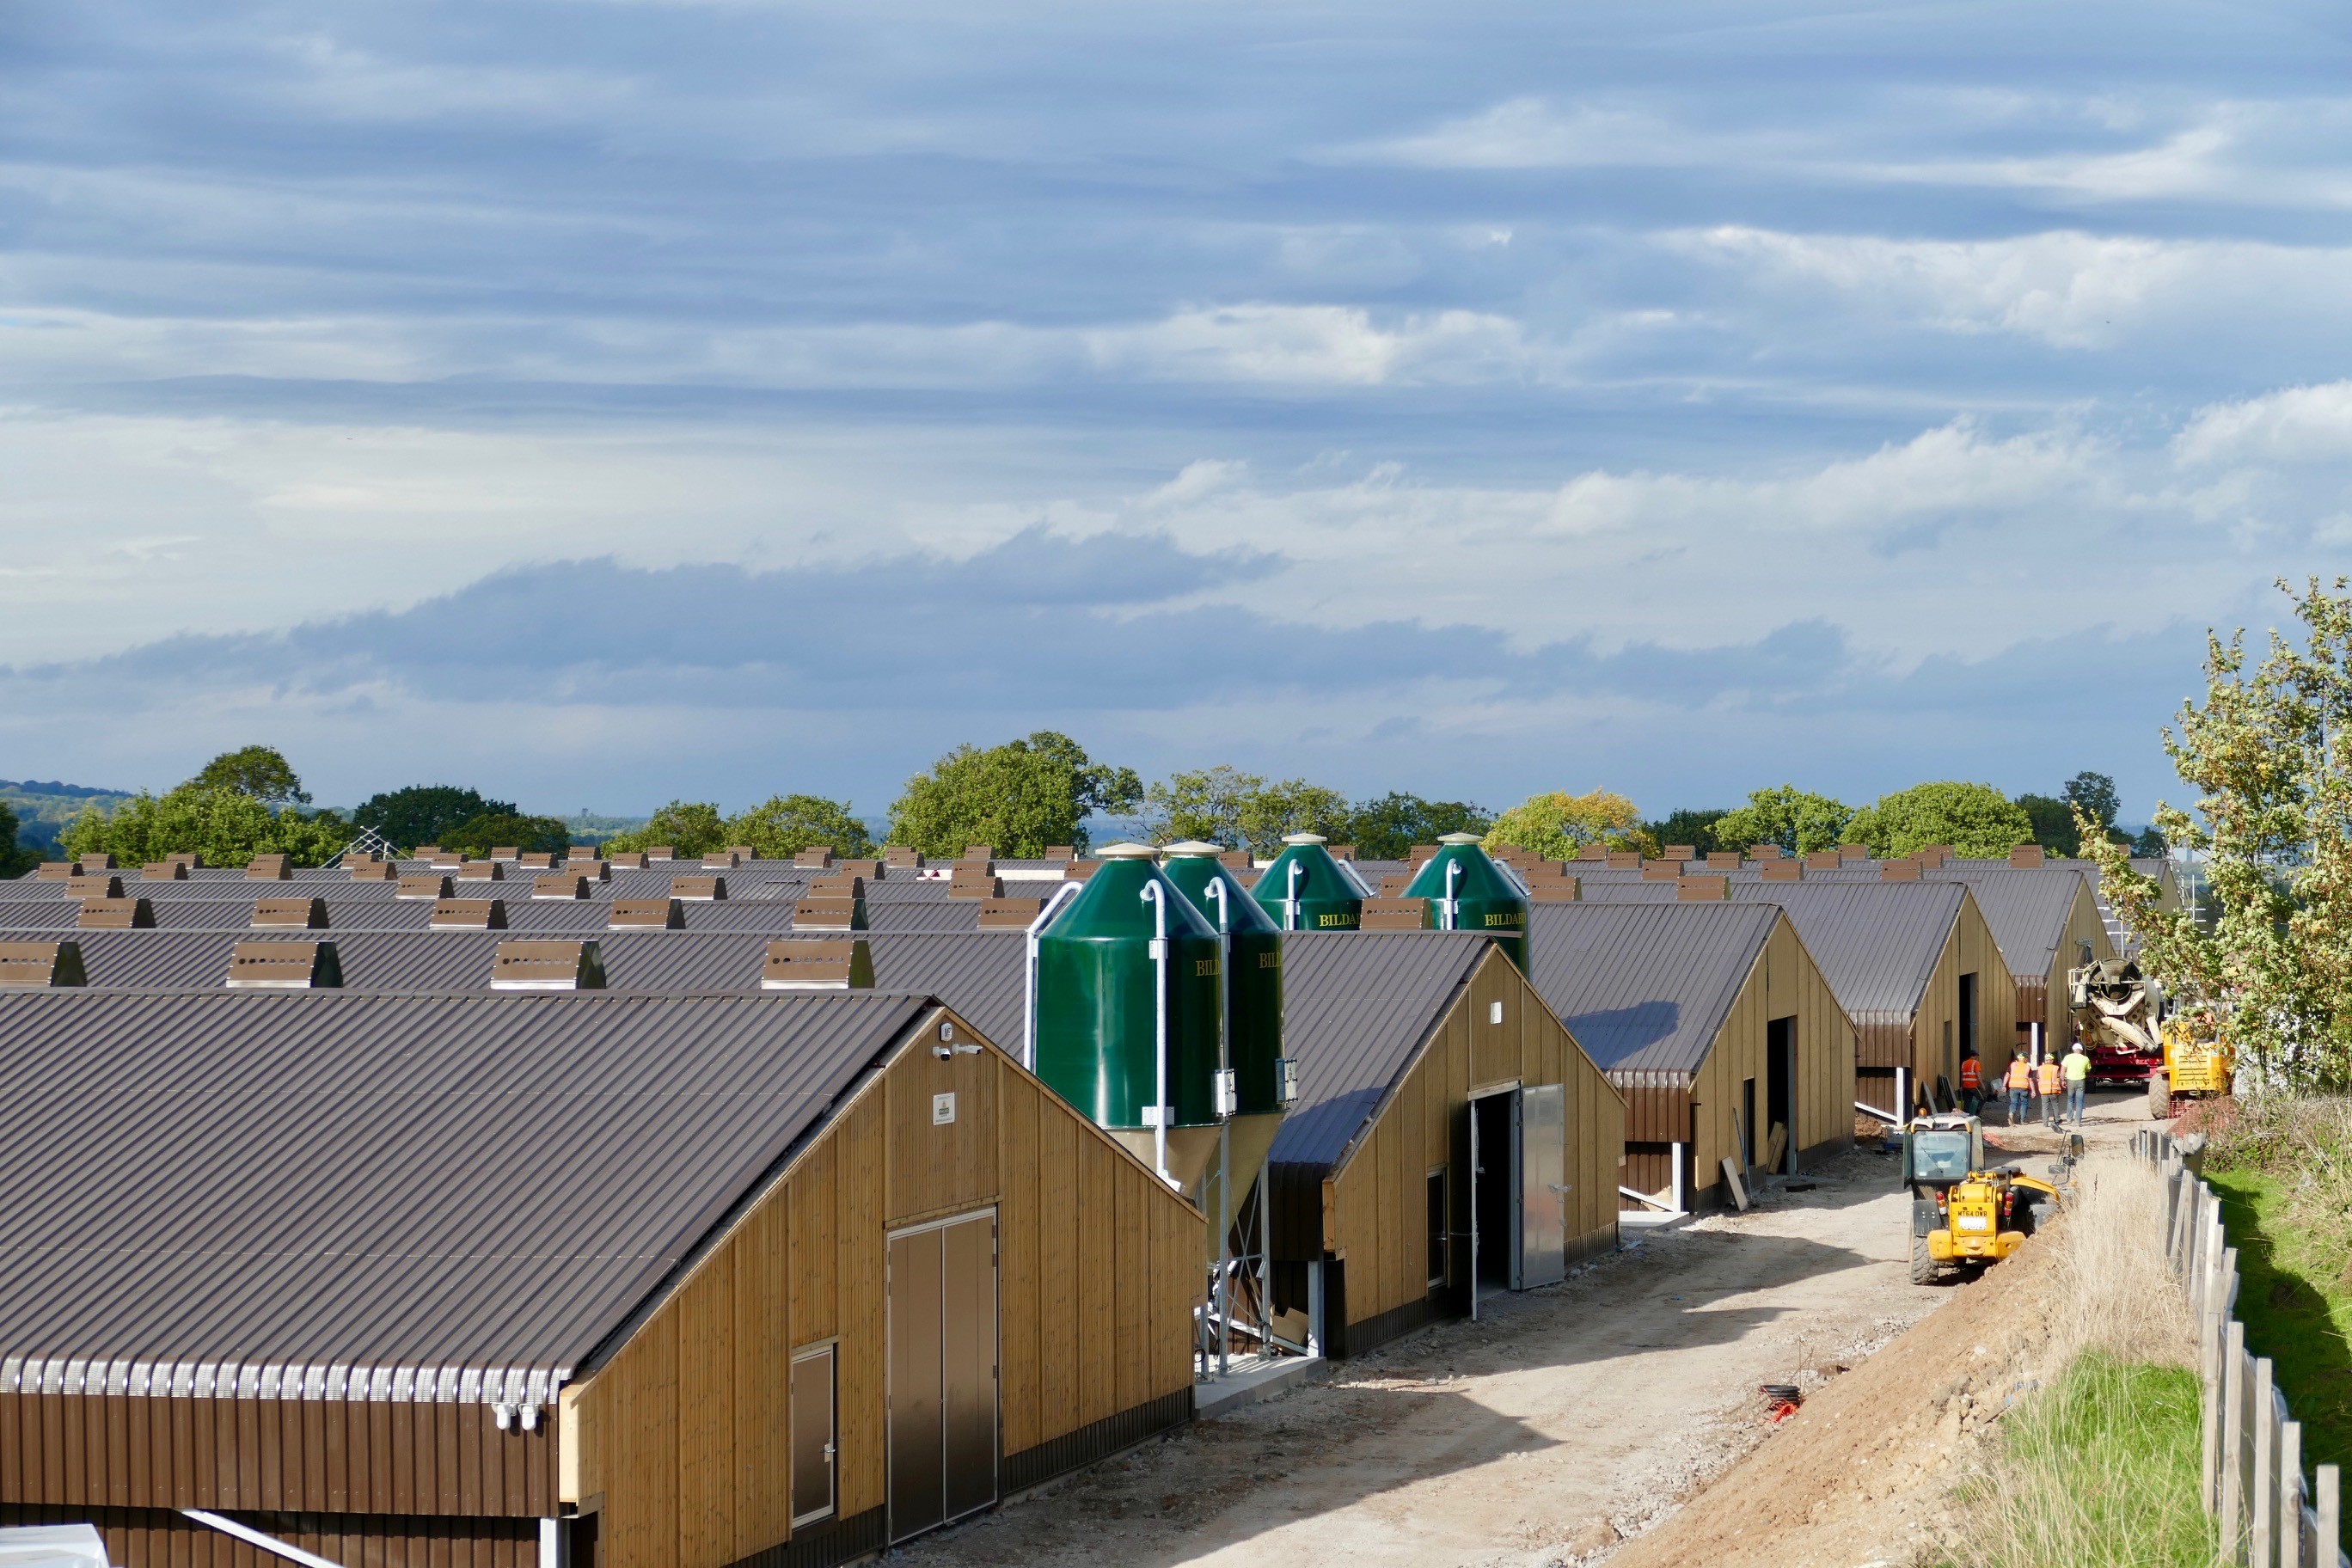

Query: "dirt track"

xmin=902 ymin=1139 xmax=1948 ymax=1568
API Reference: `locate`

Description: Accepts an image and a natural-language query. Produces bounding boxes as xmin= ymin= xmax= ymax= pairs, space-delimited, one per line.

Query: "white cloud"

xmin=1673 ymin=227 xmax=2352 ymax=350
xmin=0 ymin=299 xmax=1548 ymax=393
xmin=2175 ymin=382 xmax=2352 ymax=465
xmin=1351 ymin=99 xmax=1710 ymax=170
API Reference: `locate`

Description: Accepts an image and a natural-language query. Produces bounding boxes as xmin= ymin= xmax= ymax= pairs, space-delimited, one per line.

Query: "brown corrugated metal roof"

xmin=3 ymin=929 xmax=1029 ymax=1033
xmin=1574 ymin=880 xmax=1963 ymax=1031
xmin=1263 ymin=932 xmax=1492 ymax=1173
xmin=0 ymin=989 xmax=933 ymax=1406
xmin=1926 ymin=867 xmax=2088 ymax=979
xmin=1522 ymin=903 xmax=1779 ymax=1075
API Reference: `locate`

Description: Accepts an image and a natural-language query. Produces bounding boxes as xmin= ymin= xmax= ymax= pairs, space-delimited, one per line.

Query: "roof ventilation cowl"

xmin=430 ymin=898 xmax=509 ymax=930
xmin=761 ymin=938 xmax=874 ymax=990
xmin=492 ymin=940 xmax=607 ymax=991
xmin=0 ymin=941 xmax=88 ymax=988
xmin=609 ymin=898 xmax=686 ymax=929
xmin=226 ymin=940 xmax=342 ymax=989
xmin=251 ymin=897 xmax=331 ymax=929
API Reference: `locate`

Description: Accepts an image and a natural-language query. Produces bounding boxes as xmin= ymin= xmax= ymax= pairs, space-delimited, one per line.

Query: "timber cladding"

xmin=0 ymin=1392 xmax=554 ymax=1517
xmin=1522 ymin=903 xmax=1856 ymax=1213
xmin=566 ymin=1012 xmax=1203 ymax=1568
xmin=1858 ymin=891 xmax=2015 ymax=1087
xmin=0 ymin=1504 xmax=542 ymax=1568
xmin=1675 ymin=914 xmax=1856 ymax=1204
xmin=1313 ymin=947 xmax=1626 ymax=1346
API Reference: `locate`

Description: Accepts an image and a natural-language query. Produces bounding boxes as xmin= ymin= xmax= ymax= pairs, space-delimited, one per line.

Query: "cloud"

xmin=2175 ymin=382 xmax=2352 ymax=465
xmin=6 ymin=530 xmax=1863 ymax=716
xmin=1674 ymin=227 xmax=2352 ymax=350
xmin=1346 ymin=99 xmax=1714 ymax=170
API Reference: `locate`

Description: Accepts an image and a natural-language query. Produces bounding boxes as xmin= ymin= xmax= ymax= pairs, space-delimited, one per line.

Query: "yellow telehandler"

xmin=2148 ymin=1004 xmax=2234 ymax=1118
xmin=1903 ymin=1112 xmax=2066 ymax=1284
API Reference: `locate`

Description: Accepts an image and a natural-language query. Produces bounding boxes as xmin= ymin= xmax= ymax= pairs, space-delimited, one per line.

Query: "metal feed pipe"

xmin=1141 ymin=879 xmax=1173 ymax=1185
xmin=1020 ymin=879 xmax=1086 ymax=1071
xmin=1442 ymin=859 xmax=1463 ymax=930
xmin=1206 ymin=875 xmax=1234 ymax=1375
xmin=1284 ymin=858 xmax=1304 ymax=931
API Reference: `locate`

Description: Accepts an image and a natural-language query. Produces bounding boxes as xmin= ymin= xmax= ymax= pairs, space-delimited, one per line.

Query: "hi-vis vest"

xmin=2037 ymin=1061 xmax=2062 ymax=1096
xmin=2006 ymin=1060 xmax=2033 ymax=1091
xmin=1959 ymin=1057 xmax=1982 ymax=1090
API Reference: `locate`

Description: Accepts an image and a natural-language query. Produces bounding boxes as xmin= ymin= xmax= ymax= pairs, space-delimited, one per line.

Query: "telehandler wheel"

xmin=2147 ymin=1070 xmax=2171 ymax=1120
xmin=1910 ymin=1228 xmax=1938 ymax=1285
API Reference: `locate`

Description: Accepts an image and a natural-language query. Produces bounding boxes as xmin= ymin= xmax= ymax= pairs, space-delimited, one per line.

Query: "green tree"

xmin=2130 ymin=824 xmax=2168 ymax=856
xmin=353 ymin=786 xmax=517 ymax=852
xmin=1140 ymin=767 xmax=1355 ymax=856
xmin=60 ymin=785 xmax=348 ymax=868
xmin=602 ymin=800 xmax=730 ymax=858
xmin=2065 ymin=771 xmax=2122 ymax=835
xmin=188 ymin=744 xmax=310 ymax=805
xmin=889 ymin=732 xmax=1141 ymax=858
xmin=1710 ymin=786 xmax=1853 ymax=855
xmin=1483 ymin=790 xmax=1657 ymax=860
xmin=2084 ymin=578 xmax=2352 ymax=1087
xmin=1640 ymin=807 xmax=1730 ymax=856
xmin=726 ymin=794 xmax=875 ymax=859
xmin=2016 ymin=793 xmax=2080 ymax=857
xmin=1142 ymin=765 xmax=1260 ymax=848
xmin=1846 ymin=781 xmax=2035 ymax=860
xmin=1237 ymin=780 xmax=1351 ymax=859
xmin=0 ymin=800 xmax=36 ymax=878
xmin=439 ymin=812 xmax=572 ymax=858
xmin=1344 ymin=793 xmax=1492 ymax=860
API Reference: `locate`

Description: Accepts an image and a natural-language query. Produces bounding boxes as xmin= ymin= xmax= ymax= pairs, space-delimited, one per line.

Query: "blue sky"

xmin=5 ymin=1 xmax=2351 ymax=820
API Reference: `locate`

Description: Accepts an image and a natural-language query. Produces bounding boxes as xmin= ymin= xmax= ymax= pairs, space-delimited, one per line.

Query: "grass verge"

xmin=2204 ymin=1166 xmax=2352 ymax=1474
xmin=1943 ymin=1351 xmax=2214 ymax=1568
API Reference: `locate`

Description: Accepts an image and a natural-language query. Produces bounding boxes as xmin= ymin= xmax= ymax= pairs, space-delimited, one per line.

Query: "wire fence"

xmin=2135 ymin=1127 xmax=2345 ymax=1567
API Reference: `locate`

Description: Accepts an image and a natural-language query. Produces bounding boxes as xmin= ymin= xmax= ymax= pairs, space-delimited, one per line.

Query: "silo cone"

xmin=1162 ymin=842 xmax=1290 ymax=1269
xmin=1406 ymin=831 xmax=1530 ymax=969
xmin=1032 ymin=842 xmax=1227 ymax=1195
xmin=1251 ymin=832 xmax=1369 ymax=932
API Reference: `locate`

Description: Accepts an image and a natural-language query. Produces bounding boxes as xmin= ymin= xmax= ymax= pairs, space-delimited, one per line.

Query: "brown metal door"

xmin=942 ymin=1213 xmax=999 ymax=1521
xmin=888 ymin=1228 xmax=945 ymax=1540
xmin=790 ymin=1344 xmax=836 ymax=1528
xmin=888 ymin=1210 xmax=999 ymax=1542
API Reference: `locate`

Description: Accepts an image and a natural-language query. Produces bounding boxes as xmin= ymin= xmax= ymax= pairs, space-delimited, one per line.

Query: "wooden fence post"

xmin=2319 ymin=1466 xmax=2339 ymax=1568
xmin=2207 ymin=1307 xmax=2225 ymax=1515
xmin=2281 ymin=1419 xmax=2303 ymax=1568
xmin=2223 ymin=1321 xmax=2247 ymax=1560
xmin=2254 ymin=1357 xmax=2276 ymax=1568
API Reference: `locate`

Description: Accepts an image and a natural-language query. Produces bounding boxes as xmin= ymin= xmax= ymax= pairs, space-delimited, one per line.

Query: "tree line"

xmin=12 ymin=727 xmax=2155 ymax=873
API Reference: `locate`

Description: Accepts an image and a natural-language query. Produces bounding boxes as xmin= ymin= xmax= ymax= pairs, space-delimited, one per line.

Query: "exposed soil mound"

xmin=1604 ymin=1219 xmax=2071 ymax=1568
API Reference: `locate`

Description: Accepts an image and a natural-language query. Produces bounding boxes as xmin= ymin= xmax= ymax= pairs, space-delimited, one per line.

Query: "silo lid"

xmin=1438 ymin=832 xmax=1484 ymax=845
xmin=1281 ymin=832 xmax=1329 ymax=845
xmin=1161 ymin=840 xmax=1225 ymax=856
xmin=1097 ymin=842 xmax=1159 ymax=859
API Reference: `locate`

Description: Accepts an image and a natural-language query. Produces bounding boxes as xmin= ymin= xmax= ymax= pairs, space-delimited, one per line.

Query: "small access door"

xmin=1519 ymin=1083 xmax=1567 ymax=1286
xmin=1467 ymin=1087 xmax=1522 ymax=1310
xmin=1766 ymin=1017 xmax=1795 ymax=1176
xmin=887 ymin=1210 xmax=999 ymax=1543
xmin=790 ymin=1344 xmax=836 ymax=1528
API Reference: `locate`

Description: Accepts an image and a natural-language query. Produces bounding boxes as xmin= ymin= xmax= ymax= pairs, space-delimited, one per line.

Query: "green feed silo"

xmin=1405 ymin=831 xmax=1529 ymax=969
xmin=1032 ymin=842 xmax=1227 ymax=1195
xmin=1251 ymin=832 xmax=1369 ymax=932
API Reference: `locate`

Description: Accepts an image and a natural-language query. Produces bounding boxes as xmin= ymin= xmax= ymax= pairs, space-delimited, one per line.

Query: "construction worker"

xmin=2062 ymin=1037 xmax=2092 ymax=1126
xmin=2006 ymin=1053 xmax=2034 ymax=1126
xmin=2036 ymin=1052 xmax=2064 ymax=1128
xmin=1957 ymin=1050 xmax=1983 ymax=1116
